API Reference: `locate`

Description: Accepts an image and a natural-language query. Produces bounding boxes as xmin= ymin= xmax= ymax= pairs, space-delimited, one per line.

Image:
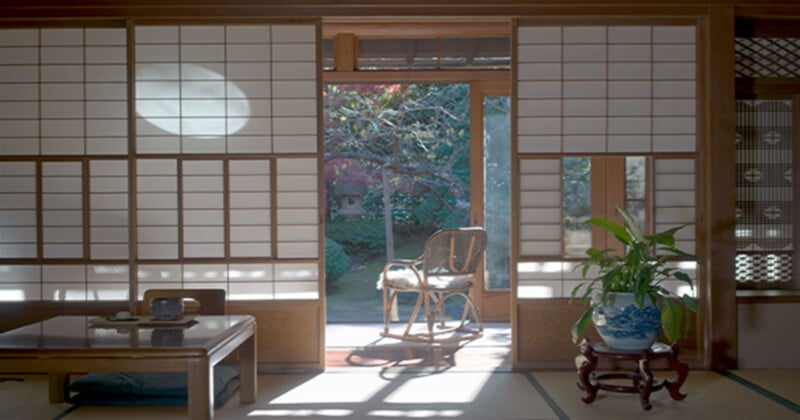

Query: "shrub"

xmin=325 ymin=237 xmax=350 ymax=284
xmin=325 ymin=219 xmax=386 ymax=259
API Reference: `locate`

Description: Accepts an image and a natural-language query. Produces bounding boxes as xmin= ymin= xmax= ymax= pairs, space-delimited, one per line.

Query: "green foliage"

xmin=324 ymin=84 xmax=472 ymax=229
xmin=562 ymin=157 xmax=592 ymax=229
xmin=325 ymin=219 xmax=386 ymax=259
xmin=324 ymin=237 xmax=350 ymax=286
xmin=570 ymin=206 xmax=698 ymax=344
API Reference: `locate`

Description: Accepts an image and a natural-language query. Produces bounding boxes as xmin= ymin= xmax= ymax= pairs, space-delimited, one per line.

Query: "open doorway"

xmin=323 ymin=82 xmax=512 ymax=369
xmin=323 ymin=83 xmax=473 ymax=323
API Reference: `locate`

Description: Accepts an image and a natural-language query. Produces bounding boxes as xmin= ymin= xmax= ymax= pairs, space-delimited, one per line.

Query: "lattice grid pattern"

xmin=0 ymin=24 xmax=321 ymax=302
xmin=735 ymin=253 xmax=793 ymax=283
xmin=735 ymin=99 xmax=794 ymax=284
xmin=735 ymin=37 xmax=800 ymax=78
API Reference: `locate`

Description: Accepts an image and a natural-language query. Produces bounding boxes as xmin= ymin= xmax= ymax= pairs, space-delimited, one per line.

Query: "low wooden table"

xmin=0 ymin=315 xmax=256 ymax=420
xmin=576 ymin=341 xmax=688 ymax=410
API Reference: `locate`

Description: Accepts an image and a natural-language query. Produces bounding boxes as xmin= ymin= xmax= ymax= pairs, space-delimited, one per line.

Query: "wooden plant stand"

xmin=576 ymin=340 xmax=689 ymax=411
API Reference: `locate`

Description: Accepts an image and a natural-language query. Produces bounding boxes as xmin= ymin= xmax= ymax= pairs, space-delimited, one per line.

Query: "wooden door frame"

xmin=470 ymin=80 xmax=512 ymax=322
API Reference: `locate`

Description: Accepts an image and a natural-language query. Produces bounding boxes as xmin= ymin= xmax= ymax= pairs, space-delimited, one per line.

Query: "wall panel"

xmin=514 ymin=21 xmax=700 ymax=368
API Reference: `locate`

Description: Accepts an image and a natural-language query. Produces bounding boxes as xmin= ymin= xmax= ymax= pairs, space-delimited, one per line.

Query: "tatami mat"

xmin=533 ymin=369 xmax=799 ymax=420
xmin=3 ymin=368 xmax=800 ymax=419
xmin=728 ymin=369 xmax=800 ymax=406
xmin=0 ymin=375 xmax=69 ymax=419
xmin=2 ymin=327 xmax=798 ymax=420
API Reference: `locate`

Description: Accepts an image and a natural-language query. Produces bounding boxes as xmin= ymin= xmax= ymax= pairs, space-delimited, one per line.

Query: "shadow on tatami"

xmin=1 ymin=323 xmax=797 ymax=419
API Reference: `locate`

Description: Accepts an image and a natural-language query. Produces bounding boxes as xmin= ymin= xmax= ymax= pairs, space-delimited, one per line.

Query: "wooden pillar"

xmin=702 ymin=6 xmax=737 ymax=369
xmin=333 ymin=33 xmax=357 ymax=71
xmin=590 ymin=157 xmax=625 ymax=251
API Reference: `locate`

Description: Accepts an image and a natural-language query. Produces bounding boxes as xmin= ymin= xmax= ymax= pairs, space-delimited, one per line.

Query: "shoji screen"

xmin=0 ymin=162 xmax=39 ymax=300
xmin=515 ymin=24 xmax=697 ymax=298
xmin=134 ymin=24 xmax=320 ymax=301
xmin=0 ymin=27 xmax=129 ymax=301
xmin=0 ymin=23 xmax=320 ymax=302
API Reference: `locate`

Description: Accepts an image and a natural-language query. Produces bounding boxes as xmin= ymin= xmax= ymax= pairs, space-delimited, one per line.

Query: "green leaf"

xmin=661 ymin=298 xmax=682 ymax=344
xmin=648 ymin=225 xmax=684 ymax=246
xmin=674 ymin=271 xmax=693 ymax=284
xmin=570 ymin=282 xmax=585 ymax=298
xmin=680 ymin=294 xmax=698 ymax=312
xmin=571 ymin=308 xmax=594 ymax=344
xmin=586 ymin=217 xmax=630 ymax=244
xmin=617 ymin=206 xmax=645 ymax=243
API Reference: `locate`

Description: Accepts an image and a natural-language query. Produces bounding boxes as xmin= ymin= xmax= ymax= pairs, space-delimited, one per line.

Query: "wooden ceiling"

xmin=1 ymin=0 xmax=798 ymax=21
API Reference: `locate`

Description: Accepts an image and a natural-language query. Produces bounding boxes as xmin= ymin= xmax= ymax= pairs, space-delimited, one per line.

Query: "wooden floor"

xmin=1 ymin=324 xmax=798 ymax=419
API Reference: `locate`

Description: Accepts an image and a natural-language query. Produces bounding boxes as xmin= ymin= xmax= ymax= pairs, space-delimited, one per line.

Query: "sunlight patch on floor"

xmin=247 ymin=408 xmax=354 ymax=417
xmin=268 ymin=373 xmax=388 ymax=404
xmin=383 ymin=371 xmax=490 ymax=404
xmin=368 ymin=409 xmax=463 ymax=418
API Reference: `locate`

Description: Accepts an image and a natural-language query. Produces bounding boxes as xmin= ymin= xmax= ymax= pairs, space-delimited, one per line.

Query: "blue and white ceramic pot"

xmin=591 ymin=292 xmax=661 ymax=351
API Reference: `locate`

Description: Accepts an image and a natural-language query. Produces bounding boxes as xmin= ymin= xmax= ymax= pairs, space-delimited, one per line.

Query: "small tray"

xmin=88 ymin=316 xmax=140 ymax=327
xmin=89 ymin=315 xmax=196 ymax=328
xmin=137 ymin=316 xmax=197 ymax=327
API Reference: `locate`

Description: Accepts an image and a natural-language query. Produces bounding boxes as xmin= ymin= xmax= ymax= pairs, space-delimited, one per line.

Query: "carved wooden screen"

xmin=734 ymin=99 xmax=794 ymax=286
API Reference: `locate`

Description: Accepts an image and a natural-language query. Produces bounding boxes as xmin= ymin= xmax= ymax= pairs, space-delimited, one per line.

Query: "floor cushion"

xmin=66 ymin=364 xmax=240 ymax=407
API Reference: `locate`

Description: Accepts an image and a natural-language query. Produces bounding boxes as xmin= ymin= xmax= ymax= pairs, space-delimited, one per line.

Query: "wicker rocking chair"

xmin=379 ymin=227 xmax=487 ymax=343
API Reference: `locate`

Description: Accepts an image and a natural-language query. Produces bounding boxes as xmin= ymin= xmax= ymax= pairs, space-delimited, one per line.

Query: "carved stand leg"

xmin=665 ymin=345 xmax=689 ymax=400
xmin=576 ymin=342 xmax=689 ymax=410
xmin=638 ymin=356 xmax=654 ymax=411
xmin=577 ymin=342 xmax=600 ymax=404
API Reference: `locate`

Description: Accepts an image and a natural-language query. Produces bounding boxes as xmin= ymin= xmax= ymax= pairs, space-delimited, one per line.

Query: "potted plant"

xmin=571 ymin=206 xmax=698 ymax=350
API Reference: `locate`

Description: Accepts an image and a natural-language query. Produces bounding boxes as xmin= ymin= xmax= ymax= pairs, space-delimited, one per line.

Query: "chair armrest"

xmin=383 ymin=258 xmax=422 ymax=268
xmin=379 ymin=258 xmax=425 ymax=289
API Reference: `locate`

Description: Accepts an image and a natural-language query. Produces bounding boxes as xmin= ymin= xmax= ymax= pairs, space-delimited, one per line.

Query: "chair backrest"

xmin=141 ymin=289 xmax=226 ymax=315
xmin=423 ymin=227 xmax=487 ymax=278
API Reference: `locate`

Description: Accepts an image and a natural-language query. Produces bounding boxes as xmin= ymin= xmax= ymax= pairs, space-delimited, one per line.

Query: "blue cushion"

xmin=66 ymin=364 xmax=240 ymax=407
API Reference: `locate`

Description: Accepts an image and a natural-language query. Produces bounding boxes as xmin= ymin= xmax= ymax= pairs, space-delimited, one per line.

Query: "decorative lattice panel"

xmin=735 ymin=253 xmax=793 ymax=283
xmin=735 ymin=37 xmax=800 ymax=78
xmin=735 ymin=99 xmax=794 ymax=284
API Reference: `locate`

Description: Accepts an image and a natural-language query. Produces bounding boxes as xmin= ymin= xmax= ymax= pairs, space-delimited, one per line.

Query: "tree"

xmin=324 ymin=84 xmax=472 ymax=257
xmin=563 ymin=157 xmax=592 ymax=229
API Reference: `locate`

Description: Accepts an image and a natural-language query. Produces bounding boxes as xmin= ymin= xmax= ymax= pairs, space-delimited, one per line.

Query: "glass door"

xmin=470 ymin=80 xmax=511 ymax=321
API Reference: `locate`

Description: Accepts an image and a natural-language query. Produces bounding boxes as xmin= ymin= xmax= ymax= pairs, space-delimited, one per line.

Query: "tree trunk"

xmin=382 ymin=166 xmax=394 ymax=261
xmin=382 ymin=166 xmax=400 ymax=322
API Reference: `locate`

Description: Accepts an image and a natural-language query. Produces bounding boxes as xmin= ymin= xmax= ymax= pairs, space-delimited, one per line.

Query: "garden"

xmin=323 ymin=83 xmax=472 ymax=322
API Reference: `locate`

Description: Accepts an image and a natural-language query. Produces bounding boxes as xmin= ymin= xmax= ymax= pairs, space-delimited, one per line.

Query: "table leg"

xmin=577 ymin=343 xmax=599 ymax=404
xmin=48 ymin=373 xmax=68 ymax=403
xmin=188 ymin=359 xmax=214 ymax=420
xmin=638 ymin=357 xmax=654 ymax=411
xmin=240 ymin=334 xmax=257 ymax=403
xmin=665 ymin=345 xmax=689 ymax=400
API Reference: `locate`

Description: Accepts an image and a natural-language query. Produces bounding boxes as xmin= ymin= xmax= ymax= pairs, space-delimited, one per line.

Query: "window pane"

xmin=563 ymin=157 xmax=591 ymax=257
xmin=357 ymin=39 xmax=437 ymax=70
xmin=355 ymin=37 xmax=511 ymax=71
xmin=484 ymin=96 xmax=511 ymax=290
xmin=626 ymin=200 xmax=646 ymax=231
xmin=625 ymin=156 xmax=646 ymax=230
xmin=625 ymin=156 xmax=645 ymax=200
xmin=440 ymin=37 xmax=510 ymax=69
xmin=321 ymin=38 xmax=334 ymax=70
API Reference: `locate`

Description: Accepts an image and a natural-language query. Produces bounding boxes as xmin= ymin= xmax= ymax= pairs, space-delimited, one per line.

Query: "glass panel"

xmin=354 ymin=37 xmax=511 ymax=71
xmin=563 ymin=157 xmax=591 ymax=257
xmin=625 ymin=156 xmax=646 ymax=230
xmin=357 ymin=39 xmax=438 ymax=70
xmin=483 ymin=96 xmax=511 ymax=290
xmin=321 ymin=38 xmax=334 ymax=70
xmin=440 ymin=37 xmax=511 ymax=69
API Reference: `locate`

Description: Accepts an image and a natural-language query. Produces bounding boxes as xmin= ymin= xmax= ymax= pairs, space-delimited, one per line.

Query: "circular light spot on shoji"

xmin=136 ymin=63 xmax=250 ymax=137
